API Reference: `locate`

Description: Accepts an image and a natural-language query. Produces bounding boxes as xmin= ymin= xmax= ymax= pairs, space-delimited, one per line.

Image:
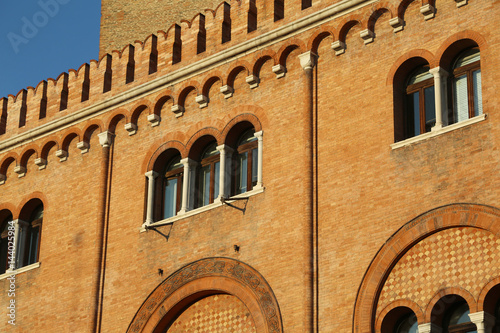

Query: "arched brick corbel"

xmin=127 ymin=257 xmax=283 ymax=333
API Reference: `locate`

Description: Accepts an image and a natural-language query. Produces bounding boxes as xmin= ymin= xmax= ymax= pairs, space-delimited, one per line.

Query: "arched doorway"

xmin=127 ymin=257 xmax=283 ymax=333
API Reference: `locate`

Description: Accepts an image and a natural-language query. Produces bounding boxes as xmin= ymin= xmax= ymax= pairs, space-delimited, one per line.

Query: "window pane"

xmin=27 ymin=226 xmax=40 ymax=265
xmin=214 ymin=162 xmax=220 ymax=200
xmin=200 ymin=165 xmax=211 ymax=206
xmin=473 ymin=70 xmax=482 ymax=116
xmin=407 ymin=92 xmax=420 ymax=137
xmin=236 ymin=152 xmax=248 ymax=194
xmin=424 ymin=86 xmax=436 ymax=132
xmin=454 ymin=74 xmax=469 ymax=122
xmin=251 ymin=148 xmax=258 ymax=186
xmin=0 ymin=238 xmax=7 ymax=274
xmin=163 ymin=178 xmax=178 ymax=219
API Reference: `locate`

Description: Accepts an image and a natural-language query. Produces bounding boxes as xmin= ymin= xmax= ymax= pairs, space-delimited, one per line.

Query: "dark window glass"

xmin=405 ymin=66 xmax=435 ymax=139
xmin=451 ymin=48 xmax=481 ymax=124
xmin=196 ymin=142 xmax=220 ymax=208
xmin=163 ymin=155 xmax=183 ymax=219
xmin=394 ymin=313 xmax=418 ymax=333
xmin=233 ymin=129 xmax=258 ymax=195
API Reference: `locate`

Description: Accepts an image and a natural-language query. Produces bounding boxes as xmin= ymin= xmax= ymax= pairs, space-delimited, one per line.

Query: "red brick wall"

xmin=0 ymin=0 xmax=499 ymax=332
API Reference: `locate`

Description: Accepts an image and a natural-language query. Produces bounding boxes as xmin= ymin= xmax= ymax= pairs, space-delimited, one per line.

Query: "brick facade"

xmin=0 ymin=0 xmax=499 ymax=332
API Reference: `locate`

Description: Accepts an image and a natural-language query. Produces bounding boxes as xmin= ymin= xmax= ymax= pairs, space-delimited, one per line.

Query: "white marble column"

xmin=179 ymin=158 xmax=195 ymax=214
xmin=216 ymin=144 xmax=233 ymax=201
xmin=144 ymin=171 xmax=159 ymax=225
xmin=254 ymin=130 xmax=264 ymax=189
xmin=429 ymin=67 xmax=449 ymax=130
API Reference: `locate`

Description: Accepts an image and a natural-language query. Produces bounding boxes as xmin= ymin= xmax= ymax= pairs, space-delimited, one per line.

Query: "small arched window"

xmin=196 ymin=142 xmax=220 ymax=207
xmin=394 ymin=313 xmax=418 ymax=333
xmin=405 ymin=65 xmax=435 ymax=138
xmin=443 ymin=301 xmax=477 ymax=333
xmin=162 ymin=154 xmax=183 ymax=219
xmin=451 ymin=48 xmax=482 ymax=123
xmin=232 ymin=129 xmax=258 ymax=195
xmin=0 ymin=214 xmax=13 ymax=274
xmin=21 ymin=204 xmax=43 ymax=267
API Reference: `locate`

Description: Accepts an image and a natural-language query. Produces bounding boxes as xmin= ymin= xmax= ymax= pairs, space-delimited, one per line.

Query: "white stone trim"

xmin=246 ymin=75 xmax=260 ymax=89
xmin=254 ymin=130 xmax=264 ymax=189
xmin=216 ymin=144 xmax=234 ymax=201
xmin=0 ymin=262 xmax=41 ymax=281
xmin=34 ymin=158 xmax=47 ymax=170
xmin=55 ymin=149 xmax=68 ymax=162
xmin=391 ymin=114 xmax=487 ymax=150
xmin=124 ymin=123 xmax=137 ymax=135
xmin=98 ymin=131 xmax=114 ymax=148
xmin=195 ymin=95 xmax=209 ymax=108
xmin=299 ymin=51 xmax=318 ymax=70
xmin=331 ymin=40 xmax=346 ymax=55
xmin=77 ymin=141 xmax=90 ymax=154
xmin=429 ymin=67 xmax=449 ymax=131
xmin=147 ymin=114 xmax=161 ymax=127
xmin=144 ymin=170 xmax=159 ymax=226
xmin=272 ymin=64 xmax=286 ymax=78
xmin=14 ymin=166 xmax=26 ymax=178
xmin=469 ymin=311 xmax=496 ymax=333
xmin=360 ymin=29 xmax=375 ymax=44
xmin=140 ymin=186 xmax=265 ymax=232
xmin=171 ymin=104 xmax=184 ymax=117
xmin=418 ymin=323 xmax=442 ymax=333
xmin=455 ymin=0 xmax=467 ymax=8
xmin=389 ymin=17 xmax=405 ymax=33
xmin=420 ymin=4 xmax=436 ymax=20
xmin=0 ymin=173 xmax=5 ymax=185
xmin=179 ymin=158 xmax=196 ymax=214
xmin=220 ymin=85 xmax=234 ymax=99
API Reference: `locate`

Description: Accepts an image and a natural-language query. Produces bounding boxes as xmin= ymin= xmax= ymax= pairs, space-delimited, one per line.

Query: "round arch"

xmin=127 ymin=257 xmax=283 ymax=333
xmin=353 ymin=203 xmax=500 ymax=333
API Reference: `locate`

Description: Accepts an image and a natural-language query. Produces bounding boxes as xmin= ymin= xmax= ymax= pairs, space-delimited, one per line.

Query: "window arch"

xmin=450 ymin=47 xmax=482 ymax=123
xmin=17 ymin=200 xmax=43 ymax=269
xmin=442 ymin=300 xmax=477 ymax=333
xmin=232 ymin=128 xmax=258 ymax=195
xmin=381 ymin=306 xmax=419 ymax=333
xmin=195 ymin=141 xmax=220 ymax=208
xmin=405 ymin=65 xmax=435 ymax=138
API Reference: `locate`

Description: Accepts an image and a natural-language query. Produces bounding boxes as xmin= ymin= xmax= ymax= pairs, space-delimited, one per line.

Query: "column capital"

xmin=180 ymin=157 xmax=196 ymax=167
xmin=254 ymin=130 xmax=263 ymax=139
xmin=216 ymin=144 xmax=234 ymax=154
xmin=469 ymin=311 xmax=496 ymax=329
xmin=98 ymin=131 xmax=115 ymax=148
xmin=298 ymin=51 xmax=318 ymax=71
xmin=145 ymin=170 xmax=159 ymax=179
xmin=429 ymin=66 xmax=449 ymax=77
xmin=418 ymin=323 xmax=442 ymax=333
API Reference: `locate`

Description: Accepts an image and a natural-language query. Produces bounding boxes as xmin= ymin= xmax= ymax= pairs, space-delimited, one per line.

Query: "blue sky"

xmin=0 ymin=0 xmax=101 ymax=98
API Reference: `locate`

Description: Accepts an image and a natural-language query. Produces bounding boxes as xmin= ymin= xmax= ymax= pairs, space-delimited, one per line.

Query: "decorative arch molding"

xmin=353 ymin=203 xmax=500 ymax=333
xmin=424 ymin=286 xmax=478 ymax=322
xmin=127 ymin=257 xmax=283 ymax=333
xmin=375 ymin=299 xmax=425 ymax=333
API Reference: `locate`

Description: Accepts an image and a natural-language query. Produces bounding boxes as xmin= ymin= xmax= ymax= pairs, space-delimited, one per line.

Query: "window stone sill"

xmin=391 ymin=114 xmax=487 ymax=150
xmin=140 ymin=186 xmax=265 ymax=232
xmin=0 ymin=262 xmax=41 ymax=280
